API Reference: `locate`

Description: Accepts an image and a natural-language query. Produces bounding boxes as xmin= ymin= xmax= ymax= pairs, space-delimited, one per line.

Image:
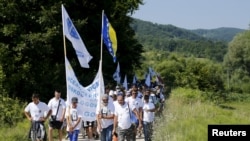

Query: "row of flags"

xmin=113 ymin=62 xmax=164 ymax=89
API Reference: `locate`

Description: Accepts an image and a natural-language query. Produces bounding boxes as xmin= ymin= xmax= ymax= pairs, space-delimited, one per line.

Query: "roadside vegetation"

xmin=153 ymin=88 xmax=250 ymax=141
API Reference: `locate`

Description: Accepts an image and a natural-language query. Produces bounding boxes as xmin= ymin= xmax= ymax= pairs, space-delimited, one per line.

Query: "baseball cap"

xmin=71 ymin=97 xmax=78 ymax=103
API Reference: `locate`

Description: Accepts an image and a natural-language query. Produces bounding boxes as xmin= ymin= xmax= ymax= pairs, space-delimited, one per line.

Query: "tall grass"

xmin=153 ymin=88 xmax=250 ymax=141
xmin=0 ymin=119 xmax=68 ymax=141
xmin=0 ymin=119 xmax=30 ymax=141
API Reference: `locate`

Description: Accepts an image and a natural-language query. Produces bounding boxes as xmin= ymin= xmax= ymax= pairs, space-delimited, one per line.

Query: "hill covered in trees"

xmin=190 ymin=27 xmax=245 ymax=42
xmin=130 ymin=18 xmax=245 ymax=62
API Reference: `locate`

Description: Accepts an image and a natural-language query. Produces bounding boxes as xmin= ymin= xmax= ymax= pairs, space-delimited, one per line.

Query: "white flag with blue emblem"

xmin=62 ymin=5 xmax=92 ymax=68
xmin=123 ymin=74 xmax=128 ymax=90
xmin=145 ymin=73 xmax=151 ymax=87
xmin=113 ymin=62 xmax=121 ymax=84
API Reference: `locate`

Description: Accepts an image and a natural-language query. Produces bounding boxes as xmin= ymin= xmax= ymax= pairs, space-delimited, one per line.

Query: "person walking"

xmin=96 ymin=94 xmax=115 ymax=141
xmin=125 ymin=89 xmax=143 ymax=139
xmin=47 ymin=90 xmax=66 ymax=141
xmin=65 ymin=97 xmax=82 ymax=141
xmin=142 ymin=95 xmax=155 ymax=141
xmin=112 ymin=94 xmax=141 ymax=141
xmin=24 ymin=93 xmax=51 ymax=141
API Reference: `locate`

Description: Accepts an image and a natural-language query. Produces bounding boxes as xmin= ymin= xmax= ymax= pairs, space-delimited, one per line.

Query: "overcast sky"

xmin=131 ymin=0 xmax=250 ymax=30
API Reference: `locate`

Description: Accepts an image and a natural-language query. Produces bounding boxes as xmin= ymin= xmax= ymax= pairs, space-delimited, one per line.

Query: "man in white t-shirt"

xmin=24 ymin=93 xmax=51 ymax=141
xmin=125 ymin=89 xmax=143 ymax=139
xmin=96 ymin=94 xmax=115 ymax=141
xmin=113 ymin=94 xmax=141 ymax=141
xmin=47 ymin=90 xmax=66 ymax=141
xmin=142 ymin=95 xmax=155 ymax=141
xmin=65 ymin=97 xmax=82 ymax=141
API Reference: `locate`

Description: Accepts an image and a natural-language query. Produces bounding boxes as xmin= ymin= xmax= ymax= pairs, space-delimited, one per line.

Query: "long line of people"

xmin=96 ymin=84 xmax=165 ymax=141
xmin=24 ymin=84 xmax=165 ymax=141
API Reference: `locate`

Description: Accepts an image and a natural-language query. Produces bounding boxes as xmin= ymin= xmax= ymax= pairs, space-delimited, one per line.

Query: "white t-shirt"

xmin=143 ymin=102 xmax=155 ymax=122
xmin=113 ymin=100 xmax=119 ymax=111
xmin=96 ymin=102 xmax=115 ymax=128
xmin=125 ymin=97 xmax=143 ymax=111
xmin=114 ymin=102 xmax=135 ymax=129
xmin=65 ymin=105 xmax=82 ymax=131
xmin=48 ymin=98 xmax=66 ymax=120
xmin=24 ymin=101 xmax=50 ymax=121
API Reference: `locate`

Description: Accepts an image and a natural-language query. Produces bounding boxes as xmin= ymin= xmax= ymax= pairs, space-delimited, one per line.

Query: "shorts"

xmin=83 ymin=121 xmax=96 ymax=128
xmin=49 ymin=120 xmax=63 ymax=129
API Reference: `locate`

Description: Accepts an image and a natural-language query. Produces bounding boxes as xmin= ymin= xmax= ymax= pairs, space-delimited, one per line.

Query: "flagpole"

xmin=100 ymin=10 xmax=104 ymax=62
xmin=62 ymin=5 xmax=67 ymax=57
xmin=62 ymin=4 xmax=72 ymax=127
xmin=99 ymin=10 xmax=104 ymax=111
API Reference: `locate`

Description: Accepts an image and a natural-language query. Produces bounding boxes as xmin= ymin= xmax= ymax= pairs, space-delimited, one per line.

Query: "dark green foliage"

xmin=0 ymin=0 xmax=143 ymax=101
xmin=139 ymin=51 xmax=225 ymax=93
xmin=0 ymin=94 xmax=26 ymax=127
xmin=224 ymin=30 xmax=250 ymax=93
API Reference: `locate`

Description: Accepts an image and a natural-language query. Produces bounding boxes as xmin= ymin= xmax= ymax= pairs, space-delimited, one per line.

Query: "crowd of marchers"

xmin=24 ymin=83 xmax=166 ymax=141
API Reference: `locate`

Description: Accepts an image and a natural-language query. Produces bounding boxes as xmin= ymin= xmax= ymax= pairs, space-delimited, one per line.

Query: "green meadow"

xmin=153 ymin=88 xmax=250 ymax=141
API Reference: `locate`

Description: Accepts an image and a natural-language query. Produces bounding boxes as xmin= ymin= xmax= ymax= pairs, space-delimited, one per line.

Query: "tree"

xmin=0 ymin=0 xmax=143 ymax=100
xmin=224 ymin=30 xmax=250 ymax=93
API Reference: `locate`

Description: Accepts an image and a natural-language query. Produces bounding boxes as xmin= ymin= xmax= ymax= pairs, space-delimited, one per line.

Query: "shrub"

xmin=0 ymin=94 xmax=27 ymax=127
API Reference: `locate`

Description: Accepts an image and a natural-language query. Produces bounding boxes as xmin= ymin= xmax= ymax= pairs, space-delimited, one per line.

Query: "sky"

xmin=131 ymin=0 xmax=250 ymax=30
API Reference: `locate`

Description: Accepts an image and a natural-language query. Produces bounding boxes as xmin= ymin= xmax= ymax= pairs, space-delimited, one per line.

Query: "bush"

xmin=0 ymin=94 xmax=27 ymax=127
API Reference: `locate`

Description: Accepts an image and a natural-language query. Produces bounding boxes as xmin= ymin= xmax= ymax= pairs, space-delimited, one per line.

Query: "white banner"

xmin=65 ymin=57 xmax=104 ymax=121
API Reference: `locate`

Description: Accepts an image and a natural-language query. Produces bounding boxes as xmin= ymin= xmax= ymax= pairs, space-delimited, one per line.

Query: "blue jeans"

xmin=101 ymin=124 xmax=113 ymax=141
xmin=143 ymin=121 xmax=153 ymax=141
xmin=68 ymin=130 xmax=79 ymax=141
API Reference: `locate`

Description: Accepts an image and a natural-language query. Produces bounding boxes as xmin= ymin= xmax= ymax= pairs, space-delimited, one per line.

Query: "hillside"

xmin=190 ymin=27 xmax=245 ymax=42
xmin=130 ymin=18 xmax=231 ymax=62
xmin=131 ymin=18 xmax=205 ymax=41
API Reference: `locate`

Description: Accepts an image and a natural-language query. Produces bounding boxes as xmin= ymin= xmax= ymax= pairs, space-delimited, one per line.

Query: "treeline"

xmin=191 ymin=27 xmax=245 ymax=42
xmin=131 ymin=19 xmax=244 ymax=62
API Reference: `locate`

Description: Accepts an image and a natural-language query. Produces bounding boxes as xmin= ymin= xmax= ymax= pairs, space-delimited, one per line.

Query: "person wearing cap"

xmin=24 ymin=93 xmax=51 ymax=141
xmin=142 ymin=95 xmax=155 ymax=141
xmin=65 ymin=97 xmax=82 ymax=141
xmin=96 ymin=94 xmax=115 ymax=141
xmin=47 ymin=89 xmax=66 ymax=141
